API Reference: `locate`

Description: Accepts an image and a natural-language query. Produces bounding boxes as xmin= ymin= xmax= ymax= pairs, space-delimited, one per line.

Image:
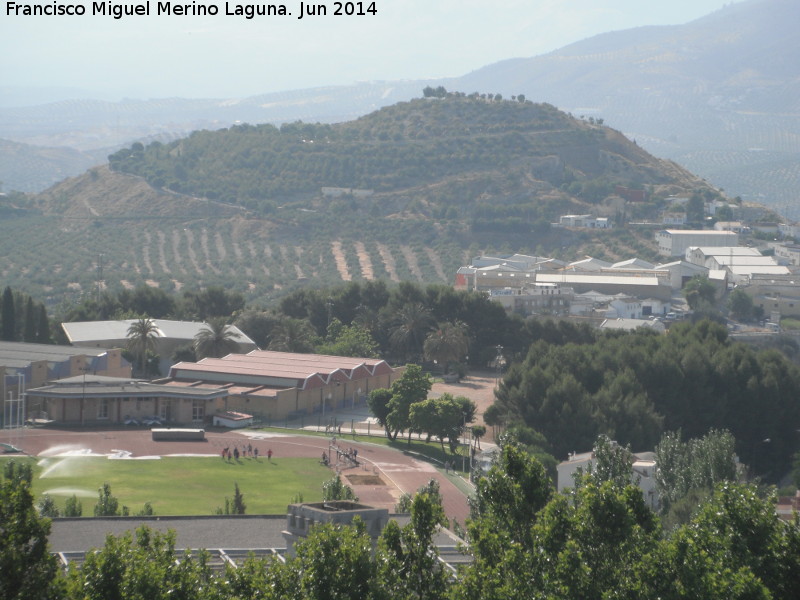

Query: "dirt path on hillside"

xmin=183 ymin=229 xmax=203 ymax=274
xmin=200 ymin=229 xmax=221 ymax=275
xmin=170 ymin=230 xmax=187 ymax=275
xmin=214 ymin=232 xmax=227 ymax=261
xmin=426 ymin=247 xmax=447 ymax=281
xmin=331 ymin=241 xmax=352 ymax=281
xmin=142 ymin=231 xmax=154 ymax=274
xmin=231 ymin=236 xmax=250 ymax=277
xmin=81 ymin=198 xmax=100 ymax=216
xmin=157 ymin=231 xmax=170 ymax=274
xmin=401 ymin=246 xmax=423 ymax=281
xmin=355 ymin=241 xmax=374 ymax=280
xmin=377 ymin=244 xmax=400 ymax=282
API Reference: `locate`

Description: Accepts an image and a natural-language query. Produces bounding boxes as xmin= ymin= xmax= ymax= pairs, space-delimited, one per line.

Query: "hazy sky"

xmin=2 ymin=0 xmax=738 ymax=100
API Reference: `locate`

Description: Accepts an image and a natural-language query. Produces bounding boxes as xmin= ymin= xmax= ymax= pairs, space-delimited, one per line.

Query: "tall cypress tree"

xmin=1 ymin=286 xmax=15 ymax=341
xmin=35 ymin=304 xmax=51 ymax=344
xmin=23 ymin=297 xmax=36 ymax=343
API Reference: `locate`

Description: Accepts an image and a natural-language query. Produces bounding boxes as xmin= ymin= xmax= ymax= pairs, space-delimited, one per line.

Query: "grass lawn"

xmin=2 ymin=455 xmax=329 ymax=516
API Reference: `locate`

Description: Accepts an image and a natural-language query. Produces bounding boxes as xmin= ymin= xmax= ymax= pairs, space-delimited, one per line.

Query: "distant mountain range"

xmin=1 ymin=0 xmax=797 ymax=220
xmin=454 ymin=0 xmax=800 ymax=218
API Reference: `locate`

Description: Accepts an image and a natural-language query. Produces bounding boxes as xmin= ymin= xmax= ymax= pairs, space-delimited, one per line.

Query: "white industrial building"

xmin=656 ymin=229 xmax=739 ymax=257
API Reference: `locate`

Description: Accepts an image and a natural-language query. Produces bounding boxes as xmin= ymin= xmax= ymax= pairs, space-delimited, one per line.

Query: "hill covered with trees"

xmin=106 ymin=92 xmax=707 ymax=218
xmin=0 ymin=92 xmax=719 ymax=307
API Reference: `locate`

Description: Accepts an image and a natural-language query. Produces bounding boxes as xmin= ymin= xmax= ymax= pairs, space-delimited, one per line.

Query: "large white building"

xmin=62 ymin=319 xmax=258 ymax=376
xmin=656 ymin=229 xmax=739 ymax=257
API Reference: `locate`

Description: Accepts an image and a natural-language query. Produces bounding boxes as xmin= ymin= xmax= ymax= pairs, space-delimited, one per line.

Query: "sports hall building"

xmin=162 ymin=350 xmax=399 ymax=423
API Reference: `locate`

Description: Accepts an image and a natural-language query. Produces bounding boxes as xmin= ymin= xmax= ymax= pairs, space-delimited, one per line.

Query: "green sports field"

xmin=3 ymin=455 xmax=329 ymax=516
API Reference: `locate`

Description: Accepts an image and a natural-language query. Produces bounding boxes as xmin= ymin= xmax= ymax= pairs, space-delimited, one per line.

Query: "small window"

xmin=192 ymin=400 xmax=205 ymax=422
xmin=97 ymin=399 xmax=110 ymax=420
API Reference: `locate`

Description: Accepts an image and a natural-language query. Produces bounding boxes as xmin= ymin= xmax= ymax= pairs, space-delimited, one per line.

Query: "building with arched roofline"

xmin=162 ymin=350 xmax=399 ymax=424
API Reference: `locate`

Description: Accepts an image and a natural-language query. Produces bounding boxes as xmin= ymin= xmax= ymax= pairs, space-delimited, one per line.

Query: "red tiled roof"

xmin=169 ymin=350 xmax=393 ymax=391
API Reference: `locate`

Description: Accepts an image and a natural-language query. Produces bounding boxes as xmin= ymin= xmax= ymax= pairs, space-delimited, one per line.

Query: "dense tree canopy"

xmin=3 ymin=441 xmax=800 ymax=600
xmin=493 ymin=320 xmax=800 ymax=479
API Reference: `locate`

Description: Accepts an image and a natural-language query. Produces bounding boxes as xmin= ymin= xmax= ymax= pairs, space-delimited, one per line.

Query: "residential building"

xmin=714 ymin=221 xmax=744 ymax=233
xmin=607 ymin=297 xmax=642 ymax=319
xmin=661 ymin=212 xmax=687 ymax=226
xmin=771 ymin=243 xmax=800 ymax=267
xmin=558 ymin=215 xmax=612 ymax=228
xmin=737 ymin=275 xmax=800 ymax=319
xmin=488 ymin=283 xmax=573 ymax=316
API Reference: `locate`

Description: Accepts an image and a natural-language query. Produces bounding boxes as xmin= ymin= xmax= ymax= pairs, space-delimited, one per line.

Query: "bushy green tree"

xmin=728 ymin=288 xmax=762 ymax=322
xmin=322 ymin=475 xmax=358 ymax=502
xmin=317 ymin=318 xmax=379 ymax=358
xmin=64 ymin=494 xmax=82 ymax=517
xmin=0 ymin=460 xmax=61 ymax=600
xmin=648 ymin=483 xmax=800 ymax=599
xmin=386 ymin=364 xmax=432 ymax=443
xmin=66 ymin=526 xmax=215 ymax=600
xmin=37 ymin=494 xmax=60 ymax=518
xmin=684 ymin=275 xmax=717 ymax=310
xmin=288 ymin=518 xmax=374 ymax=600
xmin=94 ymin=482 xmax=121 ymax=516
xmin=375 ymin=491 xmax=449 ymax=600
xmin=367 ymin=388 xmax=395 ymax=440
xmin=655 ymin=429 xmax=739 ymax=515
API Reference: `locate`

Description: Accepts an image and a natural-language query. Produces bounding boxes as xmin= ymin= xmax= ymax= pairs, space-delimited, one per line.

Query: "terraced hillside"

xmin=5 ymin=97 xmax=713 ymax=308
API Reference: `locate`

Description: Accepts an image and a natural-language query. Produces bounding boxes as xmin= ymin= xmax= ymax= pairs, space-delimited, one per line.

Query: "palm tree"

xmin=126 ymin=317 xmax=159 ymax=377
xmin=194 ymin=317 xmax=241 ymax=359
xmin=267 ymin=318 xmax=316 ymax=353
xmin=423 ymin=321 xmax=469 ymax=374
xmin=389 ymin=303 xmax=436 ymax=363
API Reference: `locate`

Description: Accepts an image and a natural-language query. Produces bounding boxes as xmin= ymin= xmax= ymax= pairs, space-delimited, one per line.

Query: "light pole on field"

xmin=495 ymin=345 xmax=504 ymax=386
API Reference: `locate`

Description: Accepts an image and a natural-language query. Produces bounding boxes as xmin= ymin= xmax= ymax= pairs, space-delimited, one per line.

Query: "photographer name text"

xmin=6 ymin=0 xmax=377 ymax=19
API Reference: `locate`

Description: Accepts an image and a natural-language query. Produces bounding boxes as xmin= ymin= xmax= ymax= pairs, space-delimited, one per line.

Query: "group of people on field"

xmin=221 ymin=443 xmax=273 ymax=462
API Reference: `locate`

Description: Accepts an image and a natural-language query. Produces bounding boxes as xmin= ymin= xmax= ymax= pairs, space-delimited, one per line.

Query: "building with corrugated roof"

xmin=62 ymin=319 xmax=257 ymax=376
xmin=26 ymin=374 xmax=228 ymax=426
xmin=163 ymin=350 xmax=398 ymax=423
xmin=0 ymin=341 xmax=131 ymax=424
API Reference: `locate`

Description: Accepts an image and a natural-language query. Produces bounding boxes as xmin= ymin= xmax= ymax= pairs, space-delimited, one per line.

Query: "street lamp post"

xmin=495 ymin=345 xmax=504 ymax=386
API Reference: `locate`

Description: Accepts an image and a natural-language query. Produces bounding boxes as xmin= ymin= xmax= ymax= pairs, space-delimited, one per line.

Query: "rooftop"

xmin=62 ymin=319 xmax=255 ymax=345
xmin=0 ymin=341 xmax=115 ymax=369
